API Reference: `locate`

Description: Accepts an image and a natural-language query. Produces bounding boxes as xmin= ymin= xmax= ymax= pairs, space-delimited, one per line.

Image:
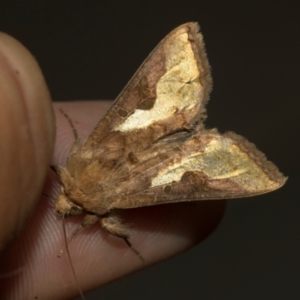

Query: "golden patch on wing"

xmin=151 ymin=135 xmax=277 ymax=192
xmin=115 ymin=31 xmax=201 ymax=132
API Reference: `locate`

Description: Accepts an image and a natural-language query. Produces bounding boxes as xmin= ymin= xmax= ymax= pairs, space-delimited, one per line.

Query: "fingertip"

xmin=0 ymin=32 xmax=55 ymax=252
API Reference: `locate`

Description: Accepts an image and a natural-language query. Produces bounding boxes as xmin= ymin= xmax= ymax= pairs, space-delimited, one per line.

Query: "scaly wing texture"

xmin=63 ymin=23 xmax=286 ymax=215
xmin=108 ymin=131 xmax=286 ymax=210
xmin=79 ymin=22 xmax=211 ymax=156
xmin=70 ymin=130 xmax=286 ymax=214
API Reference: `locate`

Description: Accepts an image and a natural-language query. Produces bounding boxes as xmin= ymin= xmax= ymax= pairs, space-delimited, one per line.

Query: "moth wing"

xmin=80 ymin=22 xmax=211 ymax=155
xmin=108 ymin=132 xmax=286 ymax=210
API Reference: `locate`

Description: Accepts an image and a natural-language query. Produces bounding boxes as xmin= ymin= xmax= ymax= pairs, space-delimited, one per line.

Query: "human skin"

xmin=0 ymin=32 xmax=225 ymax=300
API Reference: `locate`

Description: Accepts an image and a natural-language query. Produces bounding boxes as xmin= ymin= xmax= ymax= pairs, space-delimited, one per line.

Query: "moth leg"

xmin=58 ymin=214 xmax=98 ymax=257
xmin=100 ymin=214 xmax=145 ymax=264
xmin=100 ymin=214 xmax=129 ymax=239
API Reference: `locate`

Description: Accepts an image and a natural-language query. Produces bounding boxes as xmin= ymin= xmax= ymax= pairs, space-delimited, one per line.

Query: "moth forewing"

xmin=55 ymin=22 xmax=286 ymax=251
xmin=108 ymin=131 xmax=286 ymax=210
xmin=79 ymin=22 xmax=211 ymax=155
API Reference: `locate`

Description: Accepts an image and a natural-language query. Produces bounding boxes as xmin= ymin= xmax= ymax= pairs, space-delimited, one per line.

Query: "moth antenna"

xmin=124 ymin=238 xmax=146 ymax=266
xmin=59 ymin=108 xmax=79 ymax=141
xmin=61 ymin=215 xmax=86 ymax=300
xmin=57 ymin=224 xmax=83 ymax=257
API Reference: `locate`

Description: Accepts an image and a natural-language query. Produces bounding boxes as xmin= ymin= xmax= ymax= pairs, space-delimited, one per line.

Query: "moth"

xmin=54 ymin=22 xmax=286 ymax=251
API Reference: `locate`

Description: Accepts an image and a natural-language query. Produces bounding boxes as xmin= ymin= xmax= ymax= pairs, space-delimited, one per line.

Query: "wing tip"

xmin=224 ymin=131 xmax=287 ymax=189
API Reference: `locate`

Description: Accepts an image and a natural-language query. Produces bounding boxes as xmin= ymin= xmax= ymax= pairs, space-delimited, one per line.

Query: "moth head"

xmin=55 ymin=193 xmax=83 ymax=217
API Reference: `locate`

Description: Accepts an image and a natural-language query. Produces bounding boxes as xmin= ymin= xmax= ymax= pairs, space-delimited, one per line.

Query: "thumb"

xmin=0 ymin=32 xmax=55 ymax=254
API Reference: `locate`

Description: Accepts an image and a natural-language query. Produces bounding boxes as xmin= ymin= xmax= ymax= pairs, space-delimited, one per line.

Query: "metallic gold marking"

xmin=151 ymin=137 xmax=275 ymax=191
xmin=115 ymin=32 xmax=201 ymax=132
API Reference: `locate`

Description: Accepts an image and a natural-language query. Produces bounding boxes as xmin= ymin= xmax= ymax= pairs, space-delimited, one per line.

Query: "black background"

xmin=0 ymin=1 xmax=299 ymax=299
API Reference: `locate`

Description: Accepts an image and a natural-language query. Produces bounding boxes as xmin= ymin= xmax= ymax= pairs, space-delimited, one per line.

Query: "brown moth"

xmin=54 ymin=22 xmax=286 ymax=252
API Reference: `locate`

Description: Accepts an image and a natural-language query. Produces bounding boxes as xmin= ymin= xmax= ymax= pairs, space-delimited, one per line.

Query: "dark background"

xmin=0 ymin=1 xmax=299 ymax=299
